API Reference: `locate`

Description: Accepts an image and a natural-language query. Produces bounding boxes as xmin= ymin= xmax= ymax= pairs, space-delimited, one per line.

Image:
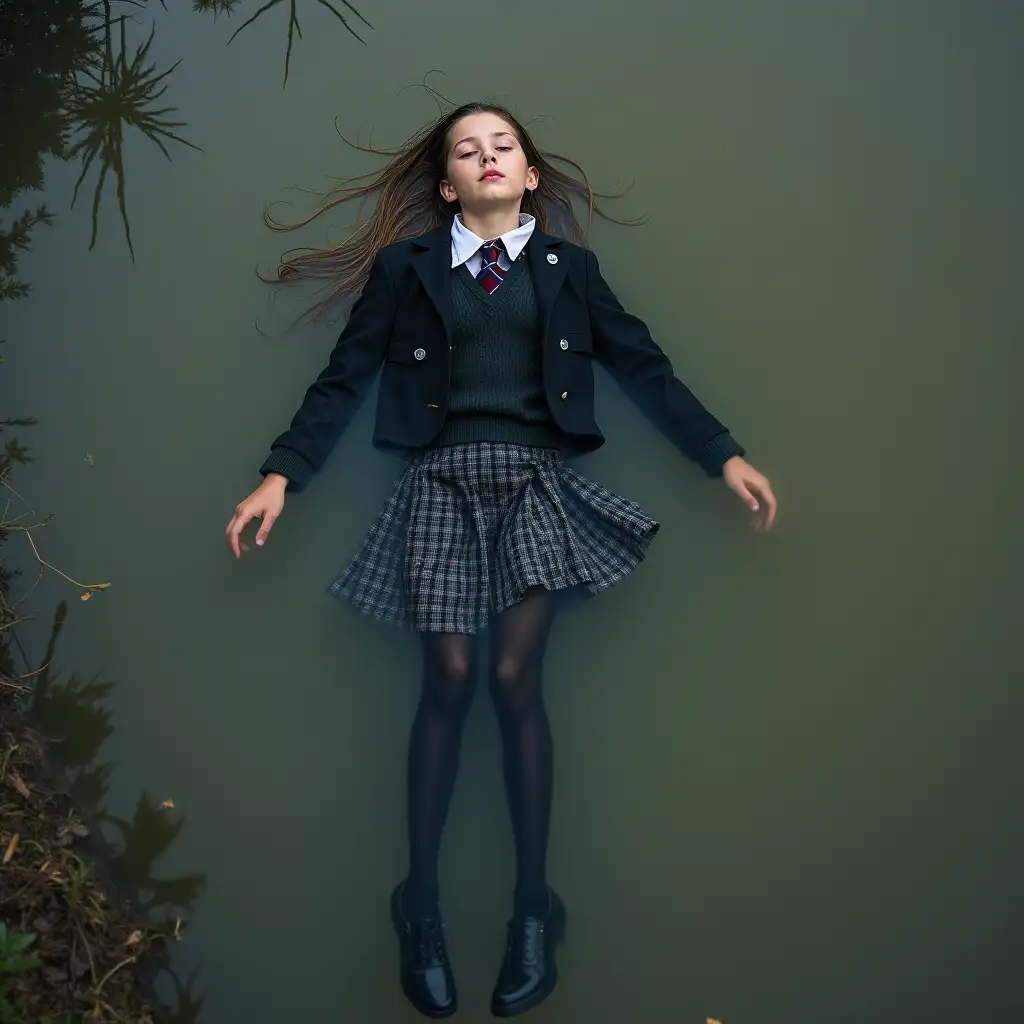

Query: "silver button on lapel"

xmin=547 ymin=253 xmax=558 ymax=264
xmin=413 ymin=347 xmax=426 ymax=361
xmin=559 ymin=338 xmax=569 ymax=350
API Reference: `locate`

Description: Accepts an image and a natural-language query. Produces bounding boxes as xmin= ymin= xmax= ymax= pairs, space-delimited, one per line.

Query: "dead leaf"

xmin=160 ymin=799 xmax=175 ymax=809
xmin=69 ymin=822 xmax=90 ymax=838
xmin=10 ymin=773 xmax=30 ymax=800
xmin=3 ymin=833 xmax=19 ymax=864
xmin=80 ymin=592 xmax=92 ymax=601
xmin=126 ymin=930 xmax=143 ymax=947
xmin=43 ymin=966 xmax=68 ymax=986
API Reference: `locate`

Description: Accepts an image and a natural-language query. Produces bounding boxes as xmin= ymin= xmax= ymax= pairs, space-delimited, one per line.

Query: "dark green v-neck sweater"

xmin=429 ymin=256 xmax=565 ymax=450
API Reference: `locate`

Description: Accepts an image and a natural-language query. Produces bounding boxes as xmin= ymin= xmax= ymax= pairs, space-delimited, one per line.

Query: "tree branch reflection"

xmin=67 ymin=5 xmax=200 ymax=258
xmin=227 ymin=0 xmax=373 ymax=87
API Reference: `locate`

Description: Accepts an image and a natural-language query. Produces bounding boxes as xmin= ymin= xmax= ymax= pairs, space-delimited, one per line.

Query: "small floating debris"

xmin=3 ymin=832 xmax=19 ymax=864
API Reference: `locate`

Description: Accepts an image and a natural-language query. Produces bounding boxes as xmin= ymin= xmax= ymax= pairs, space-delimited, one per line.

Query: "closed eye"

xmin=458 ymin=145 xmax=514 ymax=159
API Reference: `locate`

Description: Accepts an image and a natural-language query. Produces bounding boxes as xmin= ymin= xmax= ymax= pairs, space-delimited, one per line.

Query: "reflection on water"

xmin=0 ymin=0 xmax=372 ymax=274
xmin=0 ymin=0 xmax=91 ymax=298
xmin=32 ymin=602 xmax=208 ymax=1021
xmin=67 ymin=8 xmax=200 ymax=258
xmin=2 ymin=2 xmax=212 ymax=1016
xmin=227 ymin=0 xmax=373 ymax=86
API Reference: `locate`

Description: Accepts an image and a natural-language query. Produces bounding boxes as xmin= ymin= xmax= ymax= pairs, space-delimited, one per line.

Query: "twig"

xmin=4 ymin=561 xmax=46 ymax=616
xmin=0 ymin=659 xmax=51 ymax=681
xmin=0 ymin=473 xmax=31 ymax=510
xmin=94 ymin=953 xmax=136 ymax=997
xmin=22 ymin=529 xmax=110 ymax=593
xmin=74 ymin=914 xmax=98 ymax=987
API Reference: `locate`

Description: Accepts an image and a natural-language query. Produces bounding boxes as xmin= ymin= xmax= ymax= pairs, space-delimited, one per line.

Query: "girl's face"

xmin=440 ymin=111 xmax=539 ymax=212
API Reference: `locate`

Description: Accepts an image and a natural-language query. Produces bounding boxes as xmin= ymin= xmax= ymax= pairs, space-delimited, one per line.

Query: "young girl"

xmin=226 ymin=101 xmax=776 ymax=1019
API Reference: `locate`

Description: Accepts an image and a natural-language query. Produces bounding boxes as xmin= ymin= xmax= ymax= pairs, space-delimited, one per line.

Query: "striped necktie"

xmin=475 ymin=239 xmax=507 ymax=294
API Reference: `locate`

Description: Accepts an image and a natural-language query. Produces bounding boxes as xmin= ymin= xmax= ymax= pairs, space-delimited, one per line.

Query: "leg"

xmin=489 ymin=586 xmax=556 ymax=920
xmin=405 ymin=631 xmax=478 ymax=917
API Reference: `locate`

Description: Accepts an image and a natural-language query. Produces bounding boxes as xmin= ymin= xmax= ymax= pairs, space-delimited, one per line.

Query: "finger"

xmin=225 ymin=506 xmax=249 ymax=539
xmin=255 ymin=512 xmax=277 ymax=547
xmin=752 ymin=480 xmax=777 ymax=530
xmin=732 ymin=480 xmax=760 ymax=513
xmin=228 ymin=511 xmax=255 ymax=558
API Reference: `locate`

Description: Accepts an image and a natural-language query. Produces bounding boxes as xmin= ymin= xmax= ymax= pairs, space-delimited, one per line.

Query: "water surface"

xmin=3 ymin=1 xmax=1022 ymax=1020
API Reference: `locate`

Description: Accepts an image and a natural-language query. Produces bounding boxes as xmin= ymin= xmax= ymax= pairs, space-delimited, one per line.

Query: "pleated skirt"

xmin=328 ymin=442 xmax=660 ymax=634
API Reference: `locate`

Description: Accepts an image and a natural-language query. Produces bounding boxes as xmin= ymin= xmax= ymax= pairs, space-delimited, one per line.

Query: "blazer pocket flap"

xmin=564 ymin=332 xmax=593 ymax=353
xmin=385 ymin=339 xmax=424 ymax=365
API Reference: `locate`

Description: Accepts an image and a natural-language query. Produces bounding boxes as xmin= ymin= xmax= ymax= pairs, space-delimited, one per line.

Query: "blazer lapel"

xmin=410 ymin=224 xmax=454 ymax=344
xmin=525 ymin=228 xmax=568 ymax=337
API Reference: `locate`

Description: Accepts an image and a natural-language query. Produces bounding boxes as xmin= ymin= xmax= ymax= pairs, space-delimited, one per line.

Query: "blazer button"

xmin=414 ymin=347 xmax=426 ymax=361
xmin=559 ymin=338 xmax=569 ymax=350
xmin=560 ymin=391 xmax=568 ymax=400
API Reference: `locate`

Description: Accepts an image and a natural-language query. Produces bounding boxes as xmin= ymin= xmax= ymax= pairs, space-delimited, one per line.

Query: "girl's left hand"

xmin=722 ymin=456 xmax=777 ymax=532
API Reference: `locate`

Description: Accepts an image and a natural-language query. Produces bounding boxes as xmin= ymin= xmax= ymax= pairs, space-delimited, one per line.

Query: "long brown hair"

xmin=263 ymin=97 xmax=644 ymax=321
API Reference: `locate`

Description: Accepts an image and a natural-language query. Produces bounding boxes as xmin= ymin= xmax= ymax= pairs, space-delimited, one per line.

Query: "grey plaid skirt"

xmin=328 ymin=442 xmax=660 ymax=634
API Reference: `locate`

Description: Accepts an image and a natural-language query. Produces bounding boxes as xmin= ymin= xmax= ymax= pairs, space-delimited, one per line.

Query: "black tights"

xmin=404 ymin=587 xmax=555 ymax=920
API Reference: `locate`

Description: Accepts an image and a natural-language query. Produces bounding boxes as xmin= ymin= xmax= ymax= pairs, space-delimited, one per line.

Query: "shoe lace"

xmin=411 ymin=919 xmax=447 ymax=967
xmin=507 ymin=920 xmax=541 ymax=966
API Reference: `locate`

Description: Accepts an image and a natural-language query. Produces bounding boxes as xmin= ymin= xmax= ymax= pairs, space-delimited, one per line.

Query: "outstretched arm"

xmin=585 ymin=248 xmax=776 ymax=529
xmin=258 ymin=248 xmax=398 ymax=492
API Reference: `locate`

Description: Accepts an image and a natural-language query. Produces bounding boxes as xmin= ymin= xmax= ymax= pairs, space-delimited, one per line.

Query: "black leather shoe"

xmin=490 ymin=889 xmax=566 ymax=1017
xmin=390 ymin=881 xmax=457 ymax=1019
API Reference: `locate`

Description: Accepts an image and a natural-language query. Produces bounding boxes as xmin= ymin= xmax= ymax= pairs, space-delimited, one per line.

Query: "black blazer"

xmin=261 ymin=224 xmax=744 ymax=490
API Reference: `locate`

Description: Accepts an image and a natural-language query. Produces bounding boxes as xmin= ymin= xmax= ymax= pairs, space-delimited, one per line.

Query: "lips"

xmin=481 ymin=171 xmax=504 ymax=181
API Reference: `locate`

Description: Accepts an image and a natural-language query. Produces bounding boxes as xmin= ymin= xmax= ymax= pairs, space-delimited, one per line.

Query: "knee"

xmin=425 ymin=650 xmax=477 ymax=714
xmin=490 ymin=657 xmax=539 ymax=716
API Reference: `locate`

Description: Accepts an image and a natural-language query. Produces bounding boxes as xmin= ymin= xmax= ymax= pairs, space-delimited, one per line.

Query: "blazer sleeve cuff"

xmin=698 ymin=432 xmax=746 ymax=478
xmin=259 ymin=446 xmax=315 ymax=492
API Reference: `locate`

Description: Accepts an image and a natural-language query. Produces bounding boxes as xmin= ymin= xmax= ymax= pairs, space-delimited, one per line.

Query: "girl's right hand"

xmin=226 ymin=474 xmax=287 ymax=558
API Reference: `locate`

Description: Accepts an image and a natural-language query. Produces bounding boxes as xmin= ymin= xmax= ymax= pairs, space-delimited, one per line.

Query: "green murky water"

xmin=3 ymin=1 xmax=1022 ymax=1020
